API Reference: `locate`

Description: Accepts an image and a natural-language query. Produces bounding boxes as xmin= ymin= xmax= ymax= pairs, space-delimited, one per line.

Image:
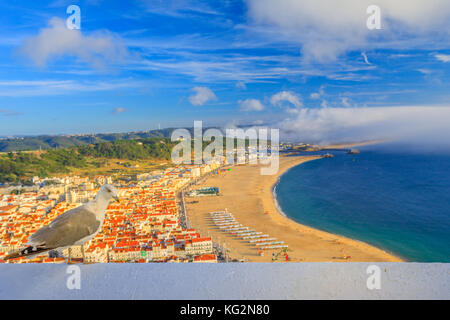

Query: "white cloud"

xmin=236 ymin=81 xmax=247 ymax=90
xmin=245 ymin=0 xmax=450 ymax=62
xmin=270 ymin=91 xmax=303 ymax=110
xmin=137 ymin=53 xmax=305 ymax=83
xmin=361 ymin=52 xmax=371 ymax=65
xmin=0 ymin=109 xmax=22 ymax=117
xmin=435 ymin=54 xmax=450 ymax=62
xmin=310 ymin=86 xmax=326 ymax=100
xmin=0 ymin=79 xmax=144 ymax=97
xmin=113 ymin=107 xmax=126 ymax=114
xmin=310 ymin=92 xmax=320 ymax=99
xmin=417 ymin=68 xmax=433 ymax=75
xmin=188 ymin=86 xmax=217 ymax=106
xmin=276 ymin=106 xmax=450 ymax=146
xmin=320 ymin=100 xmax=329 ymax=108
xmin=141 ymin=0 xmax=221 ymax=17
xmin=341 ymin=97 xmax=352 ymax=107
xmin=48 ymin=0 xmax=101 ymax=7
xmin=19 ymin=17 xmax=128 ymax=68
xmin=239 ymin=98 xmax=265 ymax=111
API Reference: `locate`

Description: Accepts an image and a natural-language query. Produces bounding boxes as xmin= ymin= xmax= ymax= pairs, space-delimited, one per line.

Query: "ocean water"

xmin=275 ymin=146 xmax=450 ymax=262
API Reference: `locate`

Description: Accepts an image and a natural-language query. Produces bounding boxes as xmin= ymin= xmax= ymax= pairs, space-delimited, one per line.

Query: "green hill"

xmin=0 ymin=137 xmax=177 ymax=184
xmin=0 ymin=128 xmax=176 ymax=152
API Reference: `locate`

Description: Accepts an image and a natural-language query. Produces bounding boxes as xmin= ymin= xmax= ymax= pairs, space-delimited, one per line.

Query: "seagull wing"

xmin=29 ymin=205 xmax=101 ymax=249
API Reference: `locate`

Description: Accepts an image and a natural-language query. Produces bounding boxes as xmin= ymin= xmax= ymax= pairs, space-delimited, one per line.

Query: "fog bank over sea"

xmin=275 ymin=106 xmax=450 ymax=148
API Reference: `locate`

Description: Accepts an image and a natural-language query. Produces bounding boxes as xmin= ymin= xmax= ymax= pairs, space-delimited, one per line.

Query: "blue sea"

xmin=275 ymin=145 xmax=450 ymax=262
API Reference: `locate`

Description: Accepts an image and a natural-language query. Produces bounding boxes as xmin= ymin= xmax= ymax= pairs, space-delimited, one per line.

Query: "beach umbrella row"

xmin=221 ymin=226 xmax=246 ymax=231
xmin=259 ymin=245 xmax=289 ymax=250
xmin=210 ymin=214 xmax=234 ymax=219
xmin=212 ymin=218 xmax=235 ymax=222
xmin=235 ymin=231 xmax=262 ymax=237
xmin=242 ymin=234 xmax=269 ymax=240
xmin=231 ymin=227 xmax=255 ymax=236
xmin=226 ymin=227 xmax=249 ymax=231
xmin=209 ymin=211 xmax=229 ymax=216
xmin=248 ymin=238 xmax=276 ymax=243
xmin=254 ymin=241 xmax=284 ymax=247
xmin=214 ymin=220 xmax=237 ymax=224
xmin=209 ymin=210 xmax=289 ymax=252
xmin=217 ymin=222 xmax=240 ymax=227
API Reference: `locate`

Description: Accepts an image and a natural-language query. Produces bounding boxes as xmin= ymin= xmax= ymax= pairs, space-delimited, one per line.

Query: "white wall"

xmin=0 ymin=263 xmax=448 ymax=299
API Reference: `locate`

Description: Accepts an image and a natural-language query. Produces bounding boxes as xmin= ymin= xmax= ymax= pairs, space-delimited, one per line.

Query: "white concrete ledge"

xmin=0 ymin=263 xmax=448 ymax=300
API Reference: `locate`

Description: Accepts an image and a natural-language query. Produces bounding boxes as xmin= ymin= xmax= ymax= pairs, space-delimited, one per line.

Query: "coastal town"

xmin=0 ymin=142 xmax=384 ymax=264
xmin=0 ymin=161 xmax=225 ymax=264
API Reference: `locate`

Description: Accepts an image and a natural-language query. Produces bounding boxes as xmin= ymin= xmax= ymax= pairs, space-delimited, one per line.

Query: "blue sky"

xmin=0 ymin=0 xmax=449 ymax=142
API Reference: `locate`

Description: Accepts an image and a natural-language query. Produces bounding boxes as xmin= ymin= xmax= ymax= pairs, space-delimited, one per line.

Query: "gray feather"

xmin=29 ymin=206 xmax=100 ymax=248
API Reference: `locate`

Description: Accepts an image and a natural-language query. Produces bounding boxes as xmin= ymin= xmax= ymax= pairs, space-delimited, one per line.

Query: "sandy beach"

xmin=184 ymin=155 xmax=402 ymax=262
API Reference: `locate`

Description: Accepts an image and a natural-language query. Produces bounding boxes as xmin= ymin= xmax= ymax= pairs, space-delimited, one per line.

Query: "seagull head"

xmin=100 ymin=184 xmax=120 ymax=203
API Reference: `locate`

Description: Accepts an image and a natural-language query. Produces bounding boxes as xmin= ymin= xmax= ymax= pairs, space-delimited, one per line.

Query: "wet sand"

xmin=184 ymin=155 xmax=402 ymax=262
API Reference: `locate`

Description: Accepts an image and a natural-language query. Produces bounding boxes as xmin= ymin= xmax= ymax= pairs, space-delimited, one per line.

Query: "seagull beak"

xmin=114 ymin=196 xmax=120 ymax=203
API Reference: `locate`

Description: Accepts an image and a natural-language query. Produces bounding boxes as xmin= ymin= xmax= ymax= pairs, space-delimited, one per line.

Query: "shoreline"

xmin=185 ymin=155 xmax=402 ymax=262
xmin=271 ymin=159 xmax=302 ymax=219
xmin=270 ymin=155 xmax=404 ymax=262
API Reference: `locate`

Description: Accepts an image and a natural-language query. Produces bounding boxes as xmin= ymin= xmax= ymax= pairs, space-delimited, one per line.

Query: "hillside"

xmin=0 ymin=135 xmax=249 ymax=184
xmin=0 ymin=124 xmax=265 ymax=153
xmin=0 ymin=128 xmax=176 ymax=152
xmin=0 ymin=138 xmax=177 ymax=184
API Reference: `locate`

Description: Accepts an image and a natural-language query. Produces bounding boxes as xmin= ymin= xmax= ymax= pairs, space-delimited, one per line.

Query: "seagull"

xmin=4 ymin=184 xmax=120 ymax=260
